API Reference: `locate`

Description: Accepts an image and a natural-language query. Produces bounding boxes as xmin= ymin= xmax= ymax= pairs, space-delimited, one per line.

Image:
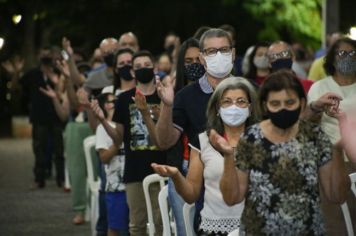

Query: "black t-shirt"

xmin=112 ymin=87 xmax=166 ymax=183
xmin=20 ymin=68 xmax=62 ymax=125
xmin=173 ymin=81 xmax=212 ymax=148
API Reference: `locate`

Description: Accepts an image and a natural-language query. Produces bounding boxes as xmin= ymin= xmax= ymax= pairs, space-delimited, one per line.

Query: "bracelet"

xmin=310 ymin=102 xmax=324 ymax=113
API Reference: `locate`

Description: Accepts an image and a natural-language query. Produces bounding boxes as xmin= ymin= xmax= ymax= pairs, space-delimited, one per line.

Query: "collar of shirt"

xmin=198 ymin=73 xmax=213 ymax=94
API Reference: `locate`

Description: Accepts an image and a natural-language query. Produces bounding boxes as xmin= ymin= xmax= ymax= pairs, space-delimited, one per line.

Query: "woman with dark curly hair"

xmin=307 ymin=37 xmax=356 ymax=235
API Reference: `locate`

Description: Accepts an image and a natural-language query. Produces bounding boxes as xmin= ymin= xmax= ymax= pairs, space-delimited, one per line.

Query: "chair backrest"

xmin=83 ymin=135 xmax=97 ymax=185
xmin=143 ymin=173 xmax=168 ymax=236
xmin=340 ymin=172 xmax=356 ymax=236
xmin=158 ymin=185 xmax=172 ymax=236
xmin=183 ymin=203 xmax=196 ymax=236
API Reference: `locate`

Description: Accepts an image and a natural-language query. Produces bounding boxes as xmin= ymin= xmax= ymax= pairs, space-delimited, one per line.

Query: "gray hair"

xmin=199 ymin=28 xmax=233 ymax=51
xmin=206 ymin=76 xmax=260 ymax=135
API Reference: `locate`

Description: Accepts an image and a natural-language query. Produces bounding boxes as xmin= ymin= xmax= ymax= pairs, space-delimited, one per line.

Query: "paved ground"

xmin=0 ymin=138 xmax=91 ymax=236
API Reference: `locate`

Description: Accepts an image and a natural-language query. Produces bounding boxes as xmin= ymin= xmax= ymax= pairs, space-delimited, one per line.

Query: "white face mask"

xmin=204 ymin=52 xmax=233 ymax=78
xmin=219 ymin=105 xmax=250 ymax=127
xmin=253 ymin=55 xmax=269 ymax=69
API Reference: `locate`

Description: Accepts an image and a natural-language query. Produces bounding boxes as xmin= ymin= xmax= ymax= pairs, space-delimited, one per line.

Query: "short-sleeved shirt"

xmin=236 ymin=120 xmax=332 ymax=235
xmin=112 ymin=88 xmax=166 ymax=183
xmin=95 ymin=122 xmax=125 ymax=192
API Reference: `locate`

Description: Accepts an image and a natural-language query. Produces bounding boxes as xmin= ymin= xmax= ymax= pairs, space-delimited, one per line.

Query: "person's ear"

xmin=232 ymin=48 xmax=236 ymax=62
xmin=199 ymin=52 xmax=207 ymax=70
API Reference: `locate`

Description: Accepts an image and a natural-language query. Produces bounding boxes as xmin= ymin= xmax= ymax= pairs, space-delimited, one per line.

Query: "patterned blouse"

xmin=236 ymin=120 xmax=332 ymax=236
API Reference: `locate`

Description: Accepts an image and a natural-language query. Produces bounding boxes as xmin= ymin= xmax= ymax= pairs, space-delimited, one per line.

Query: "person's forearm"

xmin=86 ymin=109 xmax=100 ymax=131
xmin=52 ymin=96 xmax=69 ymax=122
xmin=99 ymin=119 xmax=123 ymax=148
xmin=64 ymin=78 xmax=80 ymax=110
xmin=99 ymin=145 xmax=119 ymax=164
xmin=155 ymin=102 xmax=177 ymax=149
xmin=140 ymin=110 xmax=159 ymax=146
xmin=301 ymin=102 xmax=323 ymax=122
xmin=171 ymin=171 xmax=200 ymax=204
xmin=328 ymin=147 xmax=351 ymax=203
xmin=67 ymin=57 xmax=84 ymax=86
xmin=220 ymin=153 xmax=243 ymax=205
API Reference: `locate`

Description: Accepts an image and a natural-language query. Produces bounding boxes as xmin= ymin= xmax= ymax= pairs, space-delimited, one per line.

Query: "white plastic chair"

xmin=83 ymin=135 xmax=100 ymax=236
xmin=143 ymin=173 xmax=168 ymax=236
xmin=341 ymin=172 xmax=356 ymax=236
xmin=158 ymin=185 xmax=178 ymax=236
xmin=183 ymin=203 xmax=196 ymax=236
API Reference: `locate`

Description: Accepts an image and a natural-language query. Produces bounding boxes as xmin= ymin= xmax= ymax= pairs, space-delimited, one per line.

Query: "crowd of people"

xmin=2 ymin=24 xmax=356 ymax=236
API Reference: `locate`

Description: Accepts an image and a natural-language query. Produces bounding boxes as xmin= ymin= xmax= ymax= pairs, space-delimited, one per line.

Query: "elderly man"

xmin=267 ymin=41 xmax=314 ymax=93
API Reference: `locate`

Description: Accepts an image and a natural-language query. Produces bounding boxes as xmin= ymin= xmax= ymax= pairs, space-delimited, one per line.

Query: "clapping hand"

xmin=62 ymin=37 xmax=73 ymax=56
xmin=56 ymin=60 xmax=70 ymax=78
xmin=76 ymin=87 xmax=91 ymax=108
xmin=312 ymin=92 xmax=342 ymax=117
xmin=39 ymin=85 xmax=57 ymax=99
xmin=209 ymin=129 xmax=234 ymax=155
xmin=90 ymin=99 xmax=105 ymax=122
xmin=156 ymin=75 xmax=174 ymax=106
xmin=132 ymin=88 xmax=148 ymax=112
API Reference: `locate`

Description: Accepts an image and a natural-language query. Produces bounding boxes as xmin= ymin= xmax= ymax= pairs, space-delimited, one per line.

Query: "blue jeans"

xmin=168 ymin=178 xmax=186 ymax=236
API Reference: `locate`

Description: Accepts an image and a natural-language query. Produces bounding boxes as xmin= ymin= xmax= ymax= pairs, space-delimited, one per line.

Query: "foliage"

xmin=223 ymin=0 xmax=323 ymax=49
xmin=243 ymin=0 xmax=323 ymax=49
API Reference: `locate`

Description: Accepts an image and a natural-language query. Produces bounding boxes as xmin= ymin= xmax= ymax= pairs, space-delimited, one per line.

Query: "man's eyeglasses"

xmin=267 ymin=50 xmax=292 ymax=62
xmin=203 ymin=46 xmax=232 ymax=57
xmin=220 ymin=98 xmax=249 ymax=108
xmin=336 ymin=50 xmax=356 ymax=58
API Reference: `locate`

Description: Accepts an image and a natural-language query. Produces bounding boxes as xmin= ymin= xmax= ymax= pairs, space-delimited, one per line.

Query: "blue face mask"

xmin=271 ymin=58 xmax=293 ymax=72
xmin=184 ymin=63 xmax=206 ymax=81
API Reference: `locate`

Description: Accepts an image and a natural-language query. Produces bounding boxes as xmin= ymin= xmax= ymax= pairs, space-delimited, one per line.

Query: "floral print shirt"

xmin=236 ymin=120 xmax=332 ymax=236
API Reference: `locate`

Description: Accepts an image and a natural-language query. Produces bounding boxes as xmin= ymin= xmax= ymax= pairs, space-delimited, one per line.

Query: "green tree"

xmin=223 ymin=0 xmax=323 ymax=49
xmin=243 ymin=0 xmax=322 ymax=49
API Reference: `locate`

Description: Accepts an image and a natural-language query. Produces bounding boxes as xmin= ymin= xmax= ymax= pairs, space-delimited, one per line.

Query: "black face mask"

xmin=134 ymin=68 xmax=154 ymax=84
xmin=271 ymin=58 xmax=293 ymax=72
xmin=184 ymin=63 xmax=206 ymax=81
xmin=116 ymin=65 xmax=133 ymax=81
xmin=103 ymin=53 xmax=115 ymax=67
xmin=267 ymin=106 xmax=301 ymax=129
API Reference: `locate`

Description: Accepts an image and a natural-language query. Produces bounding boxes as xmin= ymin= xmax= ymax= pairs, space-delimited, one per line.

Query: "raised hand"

xmin=39 ymin=85 xmax=57 ymax=99
xmin=56 ymin=60 xmax=70 ymax=78
xmin=132 ymin=88 xmax=148 ymax=112
xmin=209 ymin=129 xmax=234 ymax=155
xmin=311 ymin=92 xmax=342 ymax=115
xmin=76 ymin=87 xmax=90 ymax=108
xmin=62 ymin=37 xmax=73 ymax=56
xmin=90 ymin=99 xmax=105 ymax=122
xmin=151 ymin=163 xmax=178 ymax=178
xmin=155 ymin=75 xmax=175 ymax=106
xmin=338 ymin=111 xmax=356 ymax=163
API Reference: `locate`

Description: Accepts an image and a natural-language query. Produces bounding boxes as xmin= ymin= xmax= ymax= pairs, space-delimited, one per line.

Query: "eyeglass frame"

xmin=219 ymin=97 xmax=250 ymax=108
xmin=202 ymin=46 xmax=233 ymax=57
xmin=267 ymin=50 xmax=292 ymax=62
xmin=335 ymin=50 xmax=356 ymax=58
